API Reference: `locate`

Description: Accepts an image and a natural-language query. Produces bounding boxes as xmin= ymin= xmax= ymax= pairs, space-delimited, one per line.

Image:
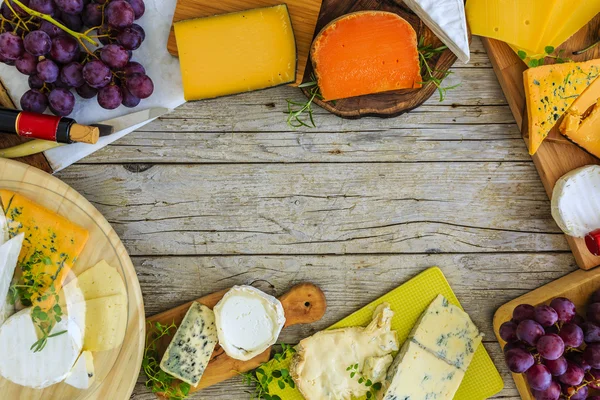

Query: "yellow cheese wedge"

xmin=560 ymin=76 xmax=600 ymax=158
xmin=544 ymin=2 xmax=600 ymax=53
xmin=524 ymin=59 xmax=600 ymax=155
xmin=174 ymin=5 xmax=297 ymax=101
xmin=83 ymin=294 xmax=127 ymax=352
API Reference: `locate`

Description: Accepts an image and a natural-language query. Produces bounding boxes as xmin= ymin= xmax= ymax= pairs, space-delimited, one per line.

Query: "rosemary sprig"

xmin=286 ymin=74 xmax=323 ymax=129
xmin=517 ymin=46 xmax=571 ymax=67
xmin=142 ymin=321 xmax=191 ymax=400
xmin=240 ymin=343 xmax=297 ymax=399
xmin=418 ymin=37 xmax=459 ymax=102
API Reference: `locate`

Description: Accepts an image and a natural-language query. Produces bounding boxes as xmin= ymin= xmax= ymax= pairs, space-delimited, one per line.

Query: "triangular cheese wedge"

xmin=405 ymin=0 xmax=470 ymax=63
xmin=0 ymin=233 xmax=24 ymax=326
xmin=524 ymin=59 xmax=600 ymax=155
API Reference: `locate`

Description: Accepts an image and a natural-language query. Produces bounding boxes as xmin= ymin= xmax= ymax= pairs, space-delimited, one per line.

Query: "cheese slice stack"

xmin=174 ymin=5 xmax=297 ymax=101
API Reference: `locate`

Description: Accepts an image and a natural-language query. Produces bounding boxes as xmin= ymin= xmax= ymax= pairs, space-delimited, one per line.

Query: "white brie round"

xmin=214 ymin=285 xmax=285 ymax=361
xmin=551 ymin=165 xmax=600 ymax=237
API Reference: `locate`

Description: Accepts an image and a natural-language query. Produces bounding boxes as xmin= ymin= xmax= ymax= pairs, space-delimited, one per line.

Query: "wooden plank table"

xmin=54 ymin=37 xmax=578 ymax=399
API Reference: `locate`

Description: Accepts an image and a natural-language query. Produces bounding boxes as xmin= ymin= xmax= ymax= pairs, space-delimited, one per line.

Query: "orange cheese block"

xmin=311 ymin=11 xmax=422 ymax=101
xmin=0 ymin=190 xmax=89 ymax=307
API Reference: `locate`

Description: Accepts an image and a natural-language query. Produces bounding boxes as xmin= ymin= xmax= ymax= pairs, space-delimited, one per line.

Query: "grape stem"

xmin=11 ymin=0 xmax=98 ymax=46
xmin=4 ymin=1 xmax=29 ymax=32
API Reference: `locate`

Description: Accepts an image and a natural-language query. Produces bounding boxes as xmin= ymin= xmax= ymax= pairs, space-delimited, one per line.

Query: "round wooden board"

xmin=303 ymin=0 xmax=461 ymax=119
xmin=0 ymin=159 xmax=145 ymax=400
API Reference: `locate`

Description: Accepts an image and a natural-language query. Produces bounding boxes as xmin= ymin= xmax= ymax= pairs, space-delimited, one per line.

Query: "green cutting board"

xmin=261 ymin=267 xmax=504 ymax=399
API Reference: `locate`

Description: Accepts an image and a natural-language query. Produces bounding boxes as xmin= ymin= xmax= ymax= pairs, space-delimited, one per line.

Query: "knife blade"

xmin=93 ymin=107 xmax=170 ymax=136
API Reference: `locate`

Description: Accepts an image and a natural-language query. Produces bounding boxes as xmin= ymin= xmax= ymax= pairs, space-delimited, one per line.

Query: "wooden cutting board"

xmin=482 ymin=14 xmax=600 ymax=271
xmin=493 ymin=268 xmax=600 ymax=399
xmin=147 ymin=282 xmax=326 ymax=397
xmin=301 ymin=0 xmax=462 ymax=119
xmin=166 ymin=0 xmax=324 ymax=86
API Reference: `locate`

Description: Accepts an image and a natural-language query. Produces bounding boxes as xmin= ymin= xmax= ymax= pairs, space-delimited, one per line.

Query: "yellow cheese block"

xmin=560 ymin=76 xmax=600 ymax=158
xmin=83 ymin=294 xmax=127 ymax=352
xmin=174 ymin=5 xmax=297 ymax=101
xmin=0 ymin=190 xmax=89 ymax=307
xmin=543 ymin=2 xmax=600 ymax=53
xmin=524 ymin=59 xmax=600 ymax=155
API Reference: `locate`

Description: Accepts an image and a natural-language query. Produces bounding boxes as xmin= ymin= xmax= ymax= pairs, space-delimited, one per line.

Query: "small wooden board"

xmin=482 ymin=14 xmax=600 ymax=270
xmin=301 ymin=0 xmax=461 ymax=119
xmin=147 ymin=282 xmax=326 ymax=397
xmin=493 ymin=268 xmax=600 ymax=399
xmin=0 ymin=158 xmax=145 ymax=400
xmin=166 ymin=0 xmax=324 ymax=86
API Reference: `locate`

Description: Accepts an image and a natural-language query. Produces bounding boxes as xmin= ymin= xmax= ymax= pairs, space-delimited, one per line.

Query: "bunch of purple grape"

xmin=500 ymin=290 xmax=600 ymax=399
xmin=0 ymin=0 xmax=153 ymax=116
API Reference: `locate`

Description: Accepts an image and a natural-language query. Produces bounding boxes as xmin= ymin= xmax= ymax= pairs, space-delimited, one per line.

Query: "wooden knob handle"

xmin=69 ymin=124 xmax=100 ymax=144
xmin=279 ymin=283 xmax=326 ymax=328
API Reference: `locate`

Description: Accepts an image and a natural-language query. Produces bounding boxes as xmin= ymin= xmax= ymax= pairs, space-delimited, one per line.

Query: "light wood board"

xmin=0 ymin=158 xmax=145 ymax=400
xmin=166 ymin=0 xmax=323 ymax=86
xmin=493 ymin=268 xmax=600 ymax=399
xmin=147 ymin=282 xmax=325 ymax=397
xmin=481 ymin=14 xmax=600 ymax=270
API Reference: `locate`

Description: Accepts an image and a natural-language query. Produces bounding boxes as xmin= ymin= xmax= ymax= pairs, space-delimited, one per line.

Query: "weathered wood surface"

xmin=54 ymin=37 xmax=578 ymax=399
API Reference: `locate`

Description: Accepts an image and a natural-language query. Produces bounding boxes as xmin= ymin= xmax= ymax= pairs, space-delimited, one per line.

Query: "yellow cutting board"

xmin=261 ymin=267 xmax=504 ymax=400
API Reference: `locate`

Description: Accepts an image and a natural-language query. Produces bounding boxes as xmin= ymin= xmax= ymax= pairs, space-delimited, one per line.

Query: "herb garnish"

xmin=418 ymin=37 xmax=459 ymax=102
xmin=240 ymin=343 xmax=297 ymax=399
xmin=285 ymin=75 xmax=323 ymax=129
xmin=347 ymin=363 xmax=383 ymax=399
xmin=142 ymin=321 xmax=191 ymax=400
xmin=517 ymin=46 xmax=571 ymax=68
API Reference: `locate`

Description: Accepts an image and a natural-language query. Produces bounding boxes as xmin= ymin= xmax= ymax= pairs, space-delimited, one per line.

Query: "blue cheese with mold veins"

xmin=160 ymin=302 xmax=218 ymax=387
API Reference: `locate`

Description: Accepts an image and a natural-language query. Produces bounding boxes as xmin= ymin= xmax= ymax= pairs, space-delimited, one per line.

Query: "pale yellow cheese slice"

xmin=83 ymin=294 xmax=127 ymax=352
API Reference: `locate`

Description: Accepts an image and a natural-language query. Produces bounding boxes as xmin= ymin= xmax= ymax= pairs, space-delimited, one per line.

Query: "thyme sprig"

xmin=347 ymin=363 xmax=383 ymax=399
xmin=240 ymin=343 xmax=297 ymax=399
xmin=517 ymin=46 xmax=571 ymax=67
xmin=418 ymin=37 xmax=459 ymax=102
xmin=142 ymin=321 xmax=191 ymax=400
xmin=286 ymin=75 xmax=323 ymax=129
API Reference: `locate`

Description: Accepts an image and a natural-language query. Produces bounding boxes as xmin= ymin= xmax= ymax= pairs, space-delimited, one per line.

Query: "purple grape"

xmin=584 ymin=343 xmax=600 ymax=368
xmin=37 ymin=59 xmax=60 ymax=82
xmin=536 ymin=334 xmax=565 ymax=360
xmin=544 ymin=356 xmax=567 ymax=376
xmin=2 ymin=0 xmax=30 ymax=18
xmin=61 ymin=62 xmax=85 ymax=87
xmin=0 ymin=32 xmax=24 ymax=61
xmin=504 ymin=347 xmax=535 ymax=373
xmin=125 ymin=73 xmax=153 ymax=99
xmin=40 ymin=20 xmax=63 ymax=38
xmin=83 ymin=59 xmax=112 ymax=88
xmin=566 ymin=351 xmax=592 ymax=372
xmin=83 ymin=3 xmax=103 ymax=27
xmin=121 ymin=61 xmax=145 ymax=77
xmin=24 ymin=30 xmax=52 ymax=57
xmin=75 ymin=83 xmax=98 ymax=99
xmin=513 ymin=304 xmax=535 ymax=323
xmin=503 ymin=341 xmax=526 ymax=355
xmin=0 ymin=3 xmax=12 ymax=19
xmin=48 ymin=88 xmax=75 ymax=116
xmin=499 ymin=321 xmax=518 ymax=342
xmin=50 ymin=36 xmax=80 ymax=64
xmin=97 ymin=84 xmax=122 ymax=109
xmin=106 ymin=0 xmax=134 ymax=29
xmin=582 ymin=321 xmax=600 ymax=343
xmin=116 ymin=26 xmax=144 ymax=50
xmin=100 ymin=44 xmax=129 ymax=69
xmin=534 ymin=305 xmax=559 ymax=327
xmin=55 ymin=0 xmax=84 ymax=15
xmin=569 ymin=385 xmax=588 ymax=400
xmin=517 ymin=319 xmax=545 ymax=346
xmin=559 ymin=323 xmax=583 ymax=348
xmin=16 ymin=53 xmax=38 ymax=75
xmin=558 ymin=361 xmax=584 ymax=385
xmin=59 ymin=11 xmax=83 ymax=31
xmin=531 ymin=381 xmax=560 ymax=400
xmin=525 ymin=364 xmax=552 ymax=391
xmin=550 ymin=298 xmax=576 ymax=323
xmin=28 ymin=74 xmax=44 ymax=89
xmin=588 ymin=368 xmax=600 ymax=389
xmin=29 ymin=0 xmax=56 ymax=15
xmin=121 ymin=85 xmax=139 ymax=107
xmin=20 ymin=89 xmax=48 ymax=113
xmin=126 ymin=0 xmax=144 ymax=19
xmin=588 ymin=303 xmax=600 ymax=325
xmin=130 ymin=23 xmax=145 ymax=41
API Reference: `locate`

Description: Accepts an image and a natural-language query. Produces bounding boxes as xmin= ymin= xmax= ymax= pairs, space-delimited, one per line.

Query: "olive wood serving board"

xmin=493 ymin=268 xmax=600 ymax=399
xmin=301 ymin=0 xmax=464 ymax=119
xmin=166 ymin=0 xmax=324 ymax=86
xmin=481 ymin=14 xmax=600 ymax=270
xmin=147 ymin=282 xmax=326 ymax=397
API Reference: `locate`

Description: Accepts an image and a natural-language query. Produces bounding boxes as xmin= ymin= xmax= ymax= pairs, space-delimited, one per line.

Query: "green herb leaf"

xmin=545 ymin=46 xmax=555 ymax=54
xmin=518 ymin=50 xmax=527 ymax=60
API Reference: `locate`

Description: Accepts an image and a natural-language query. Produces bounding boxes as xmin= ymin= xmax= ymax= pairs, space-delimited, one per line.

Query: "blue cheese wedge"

xmin=379 ymin=340 xmax=465 ymax=400
xmin=160 ymin=302 xmax=218 ymax=387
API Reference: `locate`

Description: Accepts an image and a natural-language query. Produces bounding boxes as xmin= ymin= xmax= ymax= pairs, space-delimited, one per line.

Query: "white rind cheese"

xmin=551 ymin=165 xmax=600 ymax=237
xmin=0 ymin=211 xmax=7 ymax=244
xmin=403 ymin=0 xmax=470 ymax=63
xmin=0 ymin=233 xmax=23 ymax=326
xmin=291 ymin=304 xmax=399 ymax=400
xmin=65 ymin=350 xmax=95 ymax=390
xmin=0 ymin=308 xmax=81 ymax=389
xmin=214 ymin=285 xmax=285 ymax=361
xmin=160 ymin=302 xmax=218 ymax=387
